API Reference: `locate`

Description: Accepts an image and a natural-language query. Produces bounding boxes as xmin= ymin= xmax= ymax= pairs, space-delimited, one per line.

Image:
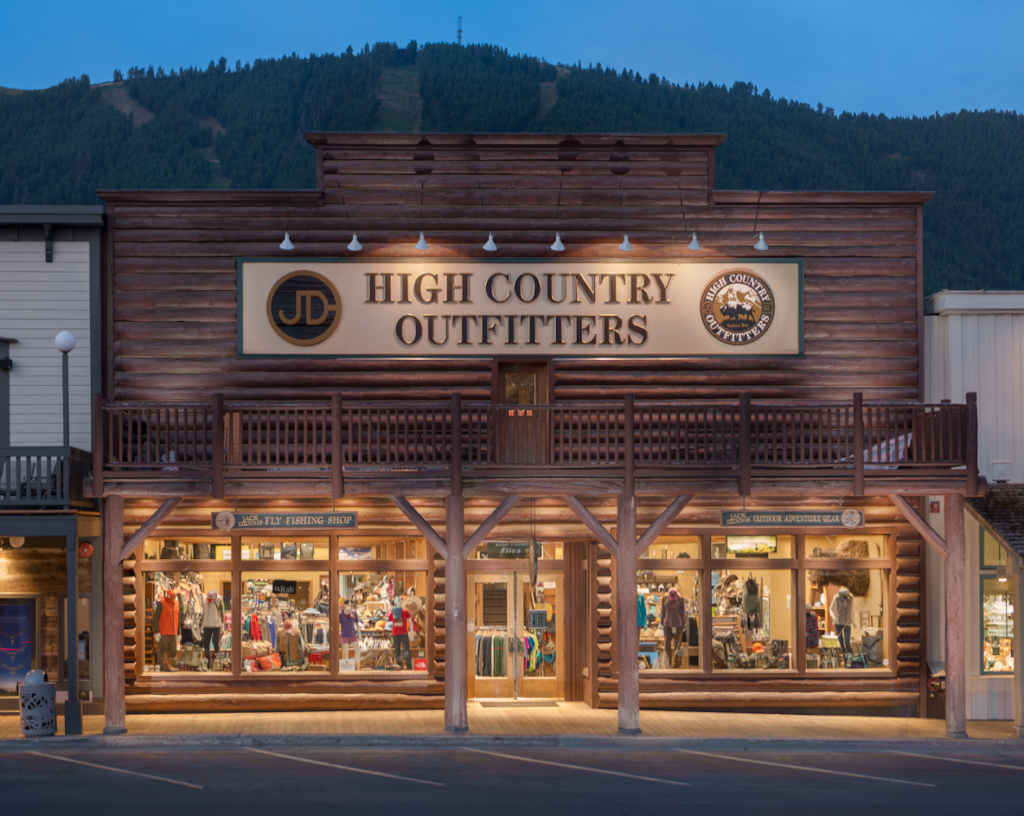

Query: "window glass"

xmin=242 ymin=537 xmax=329 ymax=561
xmin=339 ymin=570 xmax=428 ymax=672
xmin=339 ymin=538 xmax=427 ymax=560
xmin=61 ymin=597 xmax=91 ymax=681
xmin=982 ymin=577 xmax=1015 ymax=674
xmin=804 ymin=569 xmax=890 ymax=670
xmin=711 ymin=535 xmax=793 ymax=560
xmin=142 ymin=537 xmax=230 ymax=560
xmin=240 ymin=571 xmax=330 ymax=672
xmin=637 ymin=569 xmax=701 ymax=670
xmin=144 ymin=570 xmax=231 ymax=673
xmin=806 ymin=534 xmax=887 ymax=559
xmin=711 ymin=569 xmax=795 ymax=670
xmin=639 ymin=536 xmax=701 ymax=560
xmin=981 ymin=530 xmax=1004 ymax=569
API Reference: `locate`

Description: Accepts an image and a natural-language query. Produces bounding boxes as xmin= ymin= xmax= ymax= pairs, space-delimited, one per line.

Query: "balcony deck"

xmin=90 ymin=393 xmax=980 ymax=500
xmin=1 ymin=445 xmax=95 ymax=509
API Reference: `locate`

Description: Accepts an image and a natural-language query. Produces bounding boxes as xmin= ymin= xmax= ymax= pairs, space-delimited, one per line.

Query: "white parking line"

xmin=246 ymin=748 xmax=443 ymax=787
xmin=463 ymin=747 xmax=690 ymax=786
xmin=678 ymin=749 xmax=935 ymax=788
xmin=890 ymin=750 xmax=1024 ymax=771
xmin=27 ymin=752 xmax=203 ymax=789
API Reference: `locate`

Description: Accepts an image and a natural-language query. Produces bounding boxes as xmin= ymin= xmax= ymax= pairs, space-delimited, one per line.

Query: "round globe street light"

xmin=54 ymin=331 xmax=76 ymax=446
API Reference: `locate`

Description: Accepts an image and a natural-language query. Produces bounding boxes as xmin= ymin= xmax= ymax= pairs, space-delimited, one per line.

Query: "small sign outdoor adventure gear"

xmin=213 ymin=511 xmax=357 ymax=531
xmin=721 ymin=510 xmax=864 ymax=528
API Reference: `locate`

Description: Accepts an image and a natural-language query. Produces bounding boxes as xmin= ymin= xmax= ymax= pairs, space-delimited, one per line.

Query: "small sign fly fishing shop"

xmin=213 ymin=511 xmax=358 ymax=531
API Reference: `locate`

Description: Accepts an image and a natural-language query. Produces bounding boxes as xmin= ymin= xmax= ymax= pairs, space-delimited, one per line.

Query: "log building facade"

xmin=93 ymin=133 xmax=981 ymax=734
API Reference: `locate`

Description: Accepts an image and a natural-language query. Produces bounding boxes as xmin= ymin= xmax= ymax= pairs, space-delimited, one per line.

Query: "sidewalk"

xmin=1 ymin=703 xmax=1020 ymax=747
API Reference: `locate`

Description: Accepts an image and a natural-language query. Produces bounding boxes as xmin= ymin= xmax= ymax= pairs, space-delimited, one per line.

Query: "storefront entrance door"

xmin=467 ymin=570 xmax=564 ymax=700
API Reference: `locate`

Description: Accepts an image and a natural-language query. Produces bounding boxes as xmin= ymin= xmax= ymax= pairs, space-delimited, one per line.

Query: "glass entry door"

xmin=467 ymin=570 xmax=563 ymax=700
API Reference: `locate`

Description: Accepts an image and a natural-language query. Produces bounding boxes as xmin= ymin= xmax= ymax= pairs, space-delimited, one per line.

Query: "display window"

xmin=803 ymin=569 xmax=890 ymax=670
xmin=144 ymin=570 xmax=232 ymax=673
xmin=340 ymin=538 xmax=427 ymax=561
xmin=141 ymin=537 xmax=231 ymax=561
xmin=338 ymin=570 xmax=428 ymax=672
xmin=639 ymin=536 xmax=701 ymax=560
xmin=710 ymin=568 xmax=795 ymax=670
xmin=805 ymin=534 xmax=888 ymax=559
xmin=636 ymin=568 xmax=701 ymax=671
xmin=242 ymin=537 xmax=329 ymax=561
xmin=240 ymin=571 xmax=330 ymax=672
xmin=980 ymin=530 xmax=1015 ymax=674
xmin=711 ymin=534 xmax=794 ymax=560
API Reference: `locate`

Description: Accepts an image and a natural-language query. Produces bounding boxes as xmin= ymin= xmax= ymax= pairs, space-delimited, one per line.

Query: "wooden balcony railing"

xmin=1 ymin=445 xmax=94 ymax=509
xmin=94 ymin=392 xmax=979 ymax=496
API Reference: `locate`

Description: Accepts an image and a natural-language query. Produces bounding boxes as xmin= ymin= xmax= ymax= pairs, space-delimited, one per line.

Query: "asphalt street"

xmin=2 ymin=745 xmax=1022 ymax=814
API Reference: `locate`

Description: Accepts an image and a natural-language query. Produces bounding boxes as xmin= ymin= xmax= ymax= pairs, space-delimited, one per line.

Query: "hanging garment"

xmin=806 ymin=611 xmax=820 ymax=649
xmin=637 ymin=594 xmax=647 ymax=628
xmin=741 ymin=576 xmax=763 ymax=630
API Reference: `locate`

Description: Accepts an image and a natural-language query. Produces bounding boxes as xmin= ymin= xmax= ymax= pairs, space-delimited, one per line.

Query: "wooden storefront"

xmin=92 ymin=132 xmax=981 ymax=735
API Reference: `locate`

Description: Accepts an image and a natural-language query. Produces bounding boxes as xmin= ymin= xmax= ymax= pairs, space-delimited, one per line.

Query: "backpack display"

xmin=299 ymin=542 xmax=315 ymax=560
xmin=259 ymin=543 xmax=275 ymax=560
xmin=281 ymin=542 xmax=297 ymax=560
xmin=861 ymin=630 xmax=884 ymax=667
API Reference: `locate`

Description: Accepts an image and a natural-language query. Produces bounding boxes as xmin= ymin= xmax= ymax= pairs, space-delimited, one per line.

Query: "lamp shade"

xmin=54 ymin=331 xmax=76 ymax=354
xmin=279 ymin=231 xmax=294 ymax=251
xmin=550 ymin=232 xmax=565 ymax=252
xmin=415 ymin=232 xmax=429 ymax=250
xmin=619 ymin=234 xmax=633 ymax=252
xmin=753 ymin=232 xmax=769 ymax=251
xmin=687 ymin=232 xmax=702 ymax=251
xmin=483 ymin=233 xmax=497 ymax=252
xmin=347 ymin=234 xmax=363 ymax=252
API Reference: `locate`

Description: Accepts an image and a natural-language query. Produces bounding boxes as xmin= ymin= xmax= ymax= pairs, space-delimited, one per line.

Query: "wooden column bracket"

xmin=635 ymin=495 xmax=694 ymax=556
xmin=888 ymin=494 xmax=949 ymax=560
xmin=119 ymin=497 xmax=182 ymax=561
xmin=562 ymin=495 xmax=619 ymax=558
xmin=389 ymin=496 xmax=448 ymax=558
xmin=464 ymin=495 xmax=522 ymax=557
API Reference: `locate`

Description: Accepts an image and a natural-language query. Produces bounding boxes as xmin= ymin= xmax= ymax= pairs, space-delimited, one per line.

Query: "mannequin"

xmin=154 ymin=588 xmax=182 ymax=672
xmin=339 ymin=597 xmax=360 ymax=668
xmin=277 ymin=619 xmax=306 ymax=669
xmin=201 ymin=590 xmax=225 ymax=664
xmin=388 ymin=601 xmax=412 ymax=669
xmin=829 ymin=586 xmax=854 ymax=656
xmin=660 ymin=588 xmax=687 ymax=669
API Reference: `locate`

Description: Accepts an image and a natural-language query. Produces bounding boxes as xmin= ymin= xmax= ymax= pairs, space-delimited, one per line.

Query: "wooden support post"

xmin=739 ymin=393 xmax=751 ymax=496
xmin=615 ymin=492 xmax=640 ymax=734
xmin=1011 ymin=558 xmax=1024 ymax=738
xmin=944 ymin=493 xmax=967 ymax=737
xmin=211 ymin=393 xmax=224 ymax=499
xmin=119 ymin=497 xmax=182 ymax=561
xmin=102 ymin=494 xmax=127 ymax=734
xmin=966 ymin=392 xmax=979 ymax=497
xmin=853 ymin=392 xmax=864 ymax=496
xmin=445 ymin=493 xmax=468 ymax=731
xmin=331 ymin=393 xmax=344 ymax=500
xmin=92 ymin=393 xmax=104 ymax=496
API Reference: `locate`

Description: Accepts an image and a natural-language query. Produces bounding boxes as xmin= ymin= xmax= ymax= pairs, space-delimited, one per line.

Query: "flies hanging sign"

xmin=238 ymin=260 xmax=802 ymax=357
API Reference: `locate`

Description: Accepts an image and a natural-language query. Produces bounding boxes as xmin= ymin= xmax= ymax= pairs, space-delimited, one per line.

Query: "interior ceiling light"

xmin=279 ymin=231 xmax=294 ymax=251
xmin=688 ymin=232 xmax=702 ymax=251
xmin=619 ymin=234 xmax=633 ymax=252
xmin=550 ymin=232 xmax=565 ymax=252
xmin=415 ymin=232 xmax=429 ymax=251
xmin=753 ymin=231 xmax=769 ymax=251
xmin=483 ymin=233 xmax=497 ymax=252
xmin=347 ymin=234 xmax=362 ymax=252
xmin=9 ymin=536 xmax=25 ymax=548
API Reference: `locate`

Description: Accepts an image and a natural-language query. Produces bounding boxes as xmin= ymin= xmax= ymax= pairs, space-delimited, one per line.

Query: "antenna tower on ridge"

xmin=457 ymin=16 xmax=463 ymax=45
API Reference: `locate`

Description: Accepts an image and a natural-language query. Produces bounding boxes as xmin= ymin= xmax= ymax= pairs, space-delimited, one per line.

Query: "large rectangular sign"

xmin=239 ymin=259 xmax=802 ymax=357
xmin=721 ymin=510 xmax=865 ymax=528
xmin=212 ymin=511 xmax=358 ymax=531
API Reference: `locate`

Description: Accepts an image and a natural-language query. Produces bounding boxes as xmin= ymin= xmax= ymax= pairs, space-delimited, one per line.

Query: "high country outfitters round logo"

xmin=700 ymin=270 xmax=775 ymax=345
xmin=267 ymin=270 xmax=341 ymax=346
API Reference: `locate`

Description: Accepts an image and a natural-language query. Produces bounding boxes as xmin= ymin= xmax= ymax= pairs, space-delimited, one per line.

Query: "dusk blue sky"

xmin=3 ymin=0 xmax=1019 ymax=118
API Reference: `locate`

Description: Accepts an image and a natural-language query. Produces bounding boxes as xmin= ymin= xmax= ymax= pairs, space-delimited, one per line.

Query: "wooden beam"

xmin=888 ymin=495 xmax=949 ymax=560
xmin=102 ymin=494 xmax=127 ymax=734
xmin=562 ymin=495 xmax=619 ymax=558
xmin=445 ymin=495 xmax=468 ymax=731
xmin=463 ymin=495 xmax=522 ymax=557
xmin=944 ymin=493 xmax=967 ymax=736
xmin=1010 ymin=558 xmax=1024 ymax=737
xmin=615 ymin=493 xmax=640 ymax=733
xmin=119 ymin=497 xmax=182 ymax=561
xmin=635 ymin=495 xmax=694 ymax=556
xmin=389 ymin=496 xmax=448 ymax=557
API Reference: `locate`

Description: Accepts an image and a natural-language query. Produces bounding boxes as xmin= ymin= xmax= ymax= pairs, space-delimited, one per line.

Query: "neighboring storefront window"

xmin=338 ymin=570 xmax=427 ymax=672
xmin=144 ymin=570 xmax=232 ymax=673
xmin=804 ymin=569 xmax=889 ymax=670
xmin=0 ymin=598 xmax=38 ymax=693
xmin=711 ymin=567 xmax=795 ymax=670
xmin=637 ymin=569 xmax=701 ymax=671
xmin=980 ymin=530 xmax=1014 ymax=674
xmin=240 ymin=572 xmax=329 ymax=672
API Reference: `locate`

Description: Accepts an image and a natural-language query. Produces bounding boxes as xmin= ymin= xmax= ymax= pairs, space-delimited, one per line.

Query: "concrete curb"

xmin=1 ymin=732 xmax=1023 ymax=753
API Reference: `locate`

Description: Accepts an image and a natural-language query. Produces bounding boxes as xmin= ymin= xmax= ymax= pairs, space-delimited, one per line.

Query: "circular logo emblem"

xmin=266 ymin=271 xmax=341 ymax=346
xmin=700 ymin=270 xmax=775 ymax=345
xmin=841 ymin=509 xmax=863 ymax=529
xmin=214 ymin=511 xmax=237 ymax=532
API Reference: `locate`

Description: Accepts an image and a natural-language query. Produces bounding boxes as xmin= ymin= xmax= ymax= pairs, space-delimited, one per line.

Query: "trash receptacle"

xmin=18 ymin=670 xmax=57 ymax=737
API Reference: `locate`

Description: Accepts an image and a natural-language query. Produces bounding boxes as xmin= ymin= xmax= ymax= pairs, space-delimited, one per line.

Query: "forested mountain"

xmin=2 ymin=41 xmax=1022 ymax=294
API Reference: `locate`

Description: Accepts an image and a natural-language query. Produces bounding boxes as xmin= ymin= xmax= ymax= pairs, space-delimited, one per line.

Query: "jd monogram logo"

xmin=266 ymin=271 xmax=341 ymax=346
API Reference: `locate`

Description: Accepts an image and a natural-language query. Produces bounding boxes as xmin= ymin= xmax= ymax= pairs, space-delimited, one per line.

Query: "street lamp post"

xmin=53 ymin=331 xmax=81 ymax=735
